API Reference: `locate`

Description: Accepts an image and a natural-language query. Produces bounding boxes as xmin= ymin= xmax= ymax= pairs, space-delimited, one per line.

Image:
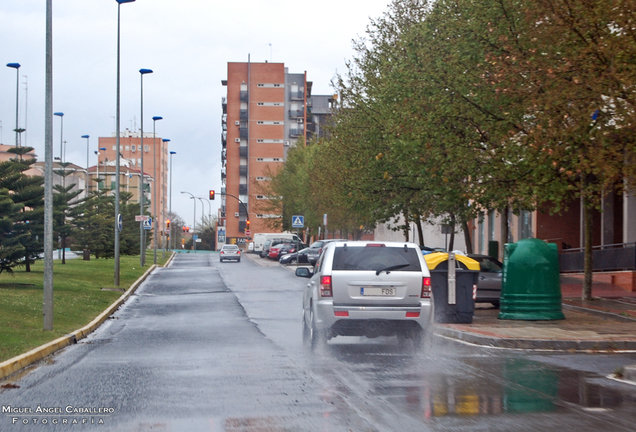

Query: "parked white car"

xmin=295 ymin=241 xmax=432 ymax=350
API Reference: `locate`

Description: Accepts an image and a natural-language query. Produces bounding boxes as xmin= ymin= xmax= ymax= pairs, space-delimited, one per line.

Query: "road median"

xmin=0 ymin=254 xmax=173 ymax=381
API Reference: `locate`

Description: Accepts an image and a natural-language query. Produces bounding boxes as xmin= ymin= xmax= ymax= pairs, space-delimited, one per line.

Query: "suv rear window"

xmin=332 ymin=246 xmax=422 ymax=272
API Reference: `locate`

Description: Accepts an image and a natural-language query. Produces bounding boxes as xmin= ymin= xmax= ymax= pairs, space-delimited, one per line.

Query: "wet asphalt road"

xmin=1 ymin=253 xmax=636 ymax=431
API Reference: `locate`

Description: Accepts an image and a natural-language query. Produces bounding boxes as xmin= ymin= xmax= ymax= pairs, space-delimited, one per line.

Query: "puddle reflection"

xmin=324 ymin=341 xmax=625 ymax=419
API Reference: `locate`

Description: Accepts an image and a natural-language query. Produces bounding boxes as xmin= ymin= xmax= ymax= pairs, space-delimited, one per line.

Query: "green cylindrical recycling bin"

xmin=425 ymin=253 xmax=479 ymax=324
xmin=498 ymin=238 xmax=565 ymax=320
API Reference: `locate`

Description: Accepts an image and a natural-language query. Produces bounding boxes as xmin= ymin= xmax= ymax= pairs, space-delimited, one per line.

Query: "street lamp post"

xmin=98 ymin=147 xmax=107 ymax=191
xmin=181 ymin=191 xmax=196 ymax=252
xmin=54 ymin=112 xmax=63 ymax=161
xmin=197 ymin=197 xmax=212 ymax=225
xmin=43 ymin=0 xmax=54 ymax=330
xmin=114 ymin=0 xmax=136 ymax=286
xmin=169 ymin=150 xmax=176 ymax=251
xmin=151 ymin=116 xmax=162 ymax=264
xmin=161 ymin=138 xmax=170 ymax=258
xmin=6 ymin=63 xmax=21 ymax=148
xmin=139 ymin=68 xmax=153 ymax=267
xmin=82 ymin=135 xmax=90 ymax=198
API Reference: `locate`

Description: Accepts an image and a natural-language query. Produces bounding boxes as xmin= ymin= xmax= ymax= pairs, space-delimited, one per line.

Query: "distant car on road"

xmin=467 ymin=254 xmax=502 ymax=308
xmin=295 ymin=241 xmax=433 ymax=350
xmin=219 ymin=244 xmax=241 ymax=263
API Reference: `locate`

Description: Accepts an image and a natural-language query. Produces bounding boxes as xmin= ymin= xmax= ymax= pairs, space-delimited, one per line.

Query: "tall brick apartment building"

xmin=220 ymin=61 xmax=334 ymax=245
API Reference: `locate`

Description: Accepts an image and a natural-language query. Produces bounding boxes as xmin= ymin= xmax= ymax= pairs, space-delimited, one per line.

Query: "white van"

xmin=252 ymin=233 xmax=301 ymax=253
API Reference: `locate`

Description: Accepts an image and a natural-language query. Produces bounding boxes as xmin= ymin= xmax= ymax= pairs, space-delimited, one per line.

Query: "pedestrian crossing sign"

xmin=292 ymin=215 xmax=304 ymax=228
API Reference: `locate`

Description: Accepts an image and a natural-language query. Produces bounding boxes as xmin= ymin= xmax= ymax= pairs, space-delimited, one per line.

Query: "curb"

xmin=562 ymin=302 xmax=636 ymax=322
xmin=163 ymin=251 xmax=176 ymax=268
xmin=0 ymin=264 xmax=157 ymax=381
xmin=434 ymin=325 xmax=636 ymax=352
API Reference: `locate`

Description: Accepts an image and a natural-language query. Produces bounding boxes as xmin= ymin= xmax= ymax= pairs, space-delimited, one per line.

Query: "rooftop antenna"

xmin=269 ymin=43 xmax=272 ymax=62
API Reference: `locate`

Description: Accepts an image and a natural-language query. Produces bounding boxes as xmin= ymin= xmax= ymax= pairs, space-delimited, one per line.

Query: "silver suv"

xmin=295 ymin=241 xmax=432 ymax=349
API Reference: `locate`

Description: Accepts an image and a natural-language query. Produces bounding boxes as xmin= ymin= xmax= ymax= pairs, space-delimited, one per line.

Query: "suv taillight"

xmin=421 ymin=277 xmax=431 ymax=298
xmin=320 ymin=275 xmax=332 ymax=297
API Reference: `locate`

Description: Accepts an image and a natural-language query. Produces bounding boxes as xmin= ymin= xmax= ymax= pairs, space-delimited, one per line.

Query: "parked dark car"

xmin=269 ymin=241 xmax=308 ymax=260
xmin=306 ymin=239 xmax=345 ymax=265
xmin=467 ymin=254 xmax=503 ymax=308
xmin=280 ymin=247 xmax=312 ymax=265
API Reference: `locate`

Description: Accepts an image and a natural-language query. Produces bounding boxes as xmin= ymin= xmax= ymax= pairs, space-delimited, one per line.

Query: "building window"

xmin=138 ymin=158 xmax=141 ymax=165
xmin=256 ymin=195 xmax=268 ymax=200
xmin=144 ymin=145 xmax=149 ymax=152
xmin=125 ymin=145 xmax=129 ymax=151
xmin=131 ymin=145 xmax=136 ymax=152
xmin=256 ymin=177 xmax=270 ymax=181
xmin=112 ymin=145 xmax=116 ymax=151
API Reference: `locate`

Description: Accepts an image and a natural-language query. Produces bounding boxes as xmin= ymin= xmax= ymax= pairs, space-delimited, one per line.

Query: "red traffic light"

xmin=166 ymin=219 xmax=170 ymax=228
xmin=209 ymin=190 xmax=215 ymax=200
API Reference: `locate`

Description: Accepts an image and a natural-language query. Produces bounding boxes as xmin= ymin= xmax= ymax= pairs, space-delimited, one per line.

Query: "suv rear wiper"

xmin=376 ymin=264 xmax=409 ymax=275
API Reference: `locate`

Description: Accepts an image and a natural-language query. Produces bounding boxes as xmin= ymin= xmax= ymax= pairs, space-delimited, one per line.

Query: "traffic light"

xmin=166 ymin=219 xmax=170 ymax=228
xmin=182 ymin=226 xmax=186 ymax=233
xmin=186 ymin=227 xmax=190 ymax=233
xmin=246 ymin=220 xmax=250 ymax=230
xmin=209 ymin=190 xmax=215 ymax=200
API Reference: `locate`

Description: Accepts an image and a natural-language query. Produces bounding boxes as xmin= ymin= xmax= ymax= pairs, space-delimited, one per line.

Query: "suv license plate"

xmin=361 ymin=287 xmax=395 ymax=296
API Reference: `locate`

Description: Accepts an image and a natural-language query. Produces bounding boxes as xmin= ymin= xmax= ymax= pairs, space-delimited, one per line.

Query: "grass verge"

xmin=0 ymin=255 xmax=168 ymax=363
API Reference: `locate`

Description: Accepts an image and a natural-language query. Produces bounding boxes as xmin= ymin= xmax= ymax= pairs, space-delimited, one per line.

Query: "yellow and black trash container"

xmin=424 ymin=252 xmax=480 ymax=324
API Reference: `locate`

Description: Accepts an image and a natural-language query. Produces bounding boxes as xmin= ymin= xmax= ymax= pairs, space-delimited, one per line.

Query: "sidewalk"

xmin=437 ymin=277 xmax=636 ymax=352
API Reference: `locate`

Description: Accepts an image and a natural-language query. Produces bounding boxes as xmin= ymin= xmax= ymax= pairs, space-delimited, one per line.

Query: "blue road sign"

xmin=192 ymin=234 xmax=198 ymax=240
xmin=143 ymin=218 xmax=152 ymax=230
xmin=292 ymin=215 xmax=304 ymax=228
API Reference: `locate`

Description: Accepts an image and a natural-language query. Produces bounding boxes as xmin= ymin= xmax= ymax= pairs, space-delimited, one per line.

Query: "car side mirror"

xmin=295 ymin=267 xmax=313 ymax=278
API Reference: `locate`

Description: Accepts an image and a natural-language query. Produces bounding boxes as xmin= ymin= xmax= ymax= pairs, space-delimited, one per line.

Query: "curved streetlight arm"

xmin=221 ymin=192 xmax=249 ymax=230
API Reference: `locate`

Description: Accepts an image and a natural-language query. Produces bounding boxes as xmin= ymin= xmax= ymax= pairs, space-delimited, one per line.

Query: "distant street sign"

xmin=117 ymin=214 xmax=123 ymax=232
xmin=192 ymin=234 xmax=198 ymax=240
xmin=142 ymin=218 xmax=152 ymax=230
xmin=135 ymin=215 xmax=150 ymax=222
xmin=244 ymin=230 xmax=251 ymax=236
xmin=292 ymin=215 xmax=304 ymax=228
xmin=195 ymin=239 xmax=202 ymax=243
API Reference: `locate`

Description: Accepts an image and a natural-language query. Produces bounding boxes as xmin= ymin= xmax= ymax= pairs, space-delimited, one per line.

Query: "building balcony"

xmin=239 ymin=184 xmax=248 ymax=195
xmin=239 ymin=127 xmax=248 ymax=139
xmin=240 ymin=90 xmax=249 ymax=102
xmin=289 ymin=128 xmax=301 ymax=138
xmin=239 ymin=206 xmax=247 ymax=216
xmin=290 ymin=91 xmax=304 ymax=101
xmin=239 ymin=165 xmax=247 ymax=176
xmin=289 ymin=109 xmax=304 ymax=118
xmin=238 ymin=220 xmax=246 ymax=232
xmin=239 ymin=146 xmax=248 ymax=157
xmin=240 ymin=109 xmax=248 ymax=120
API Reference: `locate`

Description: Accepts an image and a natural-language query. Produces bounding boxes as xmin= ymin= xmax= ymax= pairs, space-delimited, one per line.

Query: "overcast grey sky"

xmin=1 ymin=0 xmax=391 ymax=226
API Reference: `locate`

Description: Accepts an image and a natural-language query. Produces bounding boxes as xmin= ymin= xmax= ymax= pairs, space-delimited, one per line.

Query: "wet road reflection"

xmin=308 ymin=337 xmax=632 ymax=430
